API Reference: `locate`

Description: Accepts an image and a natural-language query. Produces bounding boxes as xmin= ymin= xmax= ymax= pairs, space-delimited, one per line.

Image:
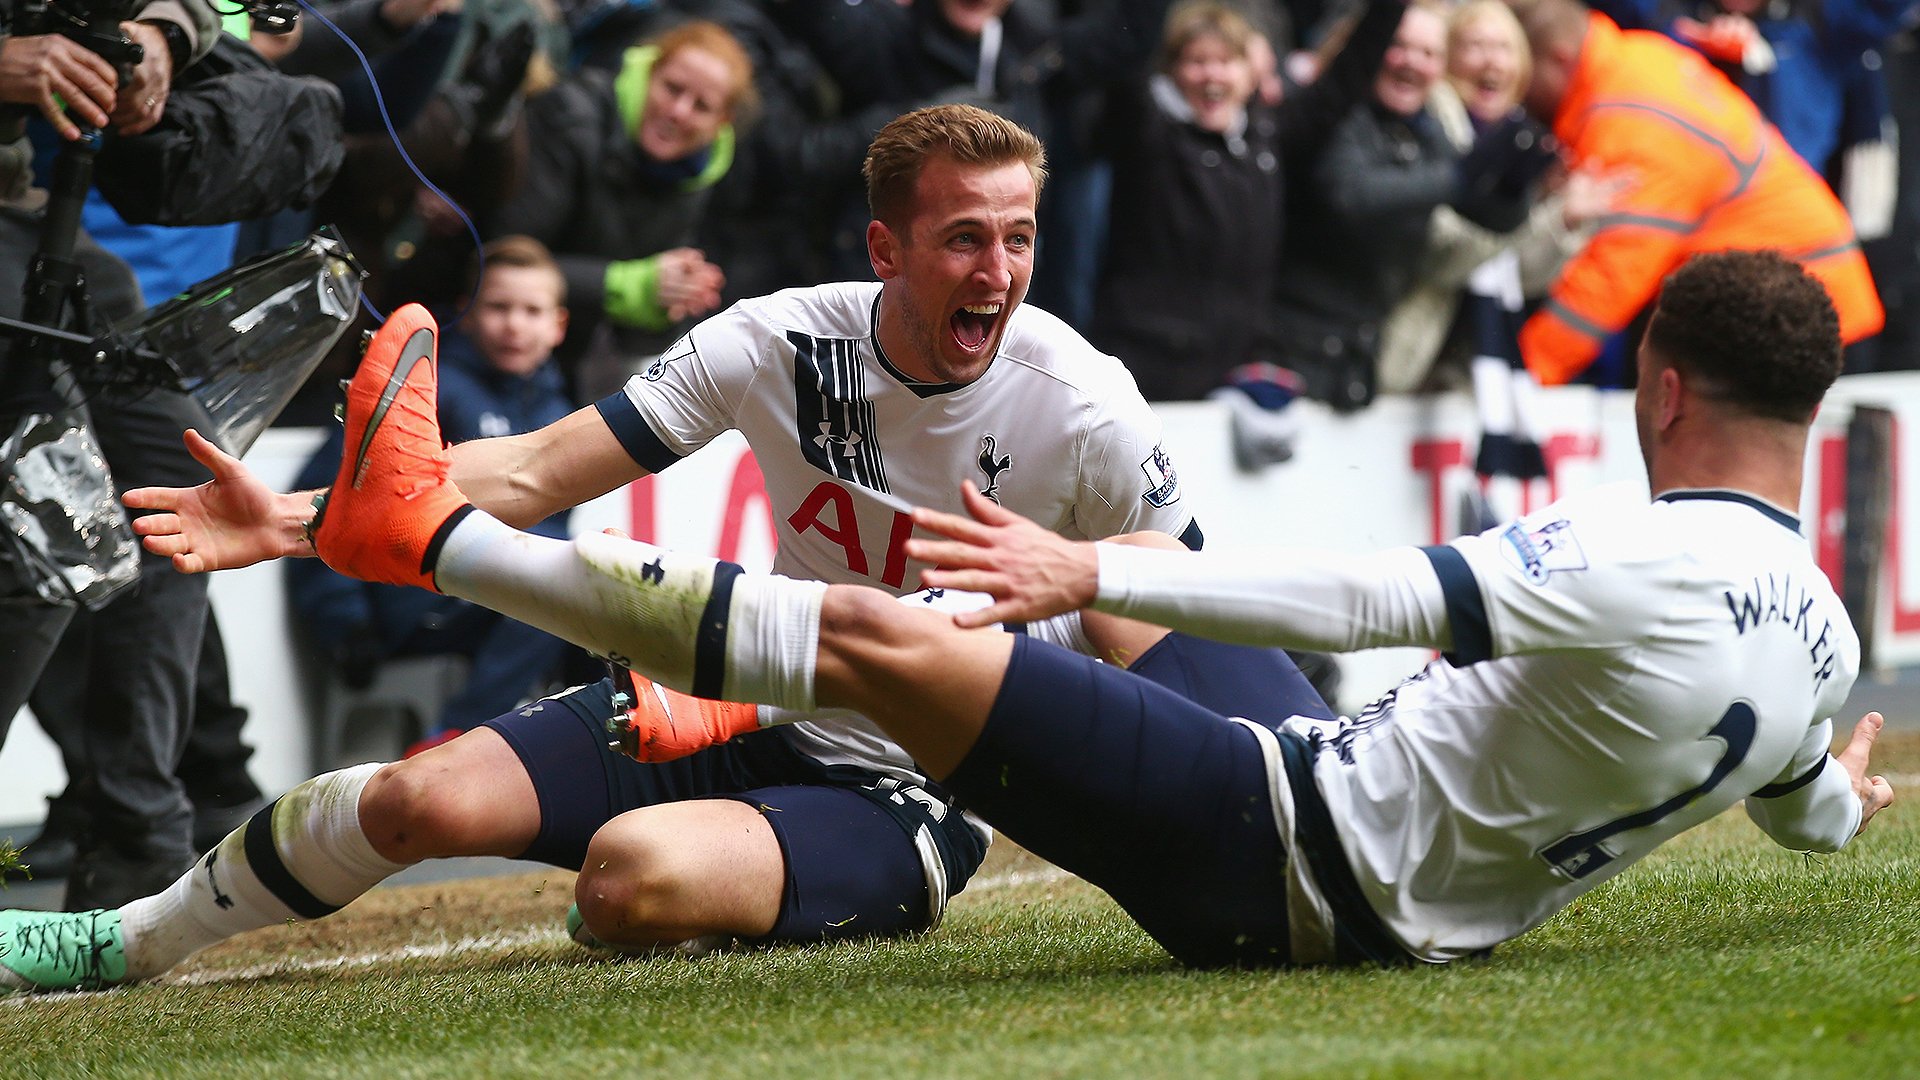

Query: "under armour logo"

xmin=920 ymin=588 xmax=946 ymax=603
xmin=640 ymin=558 xmax=666 ymax=585
xmin=978 ymin=435 xmax=1012 ymax=503
xmin=205 ymin=849 xmax=234 ymax=910
xmin=815 ymin=422 xmax=863 ymax=457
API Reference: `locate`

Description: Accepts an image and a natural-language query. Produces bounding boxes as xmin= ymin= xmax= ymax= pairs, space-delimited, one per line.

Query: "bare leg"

xmin=358 ymin=728 xmax=542 ymax=862
xmin=813 ymin=588 xmax=1016 ymax=780
xmin=574 ymin=801 xmax=784 ymax=945
xmin=104 ymin=727 xmax=542 ymax=983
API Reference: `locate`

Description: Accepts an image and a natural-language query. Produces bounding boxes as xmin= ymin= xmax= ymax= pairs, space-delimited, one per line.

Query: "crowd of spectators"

xmin=230 ymin=0 xmax=1920 ymax=426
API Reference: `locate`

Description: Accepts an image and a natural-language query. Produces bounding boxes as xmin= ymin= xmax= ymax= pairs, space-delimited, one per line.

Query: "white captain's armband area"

xmin=1744 ymin=752 xmax=1863 ymax=854
xmin=1091 ymin=543 xmax=1451 ymax=653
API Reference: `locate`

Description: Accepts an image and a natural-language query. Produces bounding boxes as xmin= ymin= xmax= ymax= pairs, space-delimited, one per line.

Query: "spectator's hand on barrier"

xmin=123 ymin=430 xmax=317 ymax=573
xmin=112 ymin=21 xmax=171 ymax=136
xmin=908 ymin=481 xmax=1101 ymax=628
xmin=0 ymin=33 xmax=117 ymax=139
xmin=1839 ymin=711 xmax=1896 ymax=835
xmin=655 ymin=248 xmax=725 ymax=323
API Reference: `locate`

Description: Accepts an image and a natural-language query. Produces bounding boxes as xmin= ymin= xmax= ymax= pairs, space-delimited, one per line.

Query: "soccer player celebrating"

xmin=0 ymin=105 xmax=1328 ymax=991
xmin=134 ymin=248 xmax=1895 ymax=970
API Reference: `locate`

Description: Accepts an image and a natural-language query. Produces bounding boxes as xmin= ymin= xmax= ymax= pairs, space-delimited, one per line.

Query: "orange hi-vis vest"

xmin=1521 ymin=13 xmax=1883 ymax=384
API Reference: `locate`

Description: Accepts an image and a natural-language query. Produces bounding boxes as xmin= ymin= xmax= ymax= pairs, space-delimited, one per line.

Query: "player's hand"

xmin=112 ymin=22 xmax=171 ymax=135
xmin=907 ymin=481 xmax=1100 ymax=628
xmin=1837 ymin=711 xmax=1895 ymax=834
xmin=122 ymin=430 xmax=318 ymax=573
xmin=0 ymin=33 xmax=117 ymax=139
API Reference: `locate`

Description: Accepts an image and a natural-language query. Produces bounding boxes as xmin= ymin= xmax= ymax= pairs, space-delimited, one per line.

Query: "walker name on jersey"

xmin=1499 ymin=517 xmax=1587 ymax=584
xmin=1723 ymin=572 xmax=1845 ymax=691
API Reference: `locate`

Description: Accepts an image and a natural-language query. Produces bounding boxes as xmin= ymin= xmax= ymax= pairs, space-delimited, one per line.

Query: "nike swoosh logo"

xmin=351 ymin=327 xmax=435 ymax=489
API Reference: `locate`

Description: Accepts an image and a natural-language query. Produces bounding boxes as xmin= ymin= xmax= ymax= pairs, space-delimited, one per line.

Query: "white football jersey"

xmin=600 ymin=281 xmax=1195 ymax=776
xmin=1095 ymin=483 xmax=1861 ymax=963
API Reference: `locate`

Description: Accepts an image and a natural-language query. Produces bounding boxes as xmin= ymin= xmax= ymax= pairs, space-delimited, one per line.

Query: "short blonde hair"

xmin=1159 ymin=0 xmax=1256 ymax=73
xmin=862 ymin=104 xmax=1047 ymax=230
xmin=1448 ymin=0 xmax=1532 ymax=110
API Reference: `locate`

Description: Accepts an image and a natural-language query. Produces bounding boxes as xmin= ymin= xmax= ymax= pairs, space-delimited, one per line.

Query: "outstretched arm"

xmin=910 ymin=482 xmax=1452 ymax=654
xmin=124 ymin=430 xmax=322 ymax=572
xmin=127 ymin=403 xmax=647 ymax=573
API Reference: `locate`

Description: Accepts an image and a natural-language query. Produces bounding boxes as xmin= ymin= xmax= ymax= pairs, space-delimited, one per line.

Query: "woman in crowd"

xmin=491 ymin=19 xmax=755 ymax=401
xmin=1270 ymin=0 xmax=1549 ymax=412
xmin=1090 ymin=0 xmax=1408 ymax=402
xmin=1375 ymin=0 xmax=1625 ymax=397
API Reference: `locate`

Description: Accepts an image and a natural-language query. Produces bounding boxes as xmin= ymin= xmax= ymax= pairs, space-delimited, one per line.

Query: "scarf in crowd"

xmin=1467 ymin=249 xmax=1547 ymax=527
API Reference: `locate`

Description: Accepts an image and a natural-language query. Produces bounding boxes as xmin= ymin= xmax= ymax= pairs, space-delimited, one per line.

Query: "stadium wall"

xmin=4 ymin=372 xmax=1917 ymax=824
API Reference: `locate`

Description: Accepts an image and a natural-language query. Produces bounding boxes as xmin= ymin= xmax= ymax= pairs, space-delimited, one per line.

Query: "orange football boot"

xmin=310 ymin=303 xmax=473 ymax=591
xmin=608 ymin=668 xmax=760 ymax=762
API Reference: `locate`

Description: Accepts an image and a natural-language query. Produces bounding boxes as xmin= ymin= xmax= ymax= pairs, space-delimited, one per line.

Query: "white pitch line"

xmin=1 ymin=863 xmax=1083 ymax=999
xmin=159 ymin=925 xmax=571 ymax=987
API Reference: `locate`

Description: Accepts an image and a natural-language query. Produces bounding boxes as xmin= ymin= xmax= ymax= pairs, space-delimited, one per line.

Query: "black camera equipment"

xmin=0 ymin=0 xmax=361 ymax=609
xmin=0 ymin=0 xmax=306 ymax=408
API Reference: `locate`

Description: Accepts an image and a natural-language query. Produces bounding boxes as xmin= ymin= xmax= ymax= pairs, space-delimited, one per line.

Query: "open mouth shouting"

xmin=952 ymin=301 xmax=1004 ymax=356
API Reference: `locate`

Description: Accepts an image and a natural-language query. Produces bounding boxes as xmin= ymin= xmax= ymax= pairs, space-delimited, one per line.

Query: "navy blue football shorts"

xmin=485 ymin=678 xmax=986 ymax=944
xmin=945 ymin=633 xmax=1329 ymax=967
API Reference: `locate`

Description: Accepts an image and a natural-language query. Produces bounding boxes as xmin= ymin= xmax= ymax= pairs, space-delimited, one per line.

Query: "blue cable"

xmin=228 ymin=0 xmax=485 ymax=324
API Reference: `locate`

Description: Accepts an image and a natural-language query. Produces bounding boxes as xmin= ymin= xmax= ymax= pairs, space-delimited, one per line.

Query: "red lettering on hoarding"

xmin=715 ymin=453 xmax=772 ymax=563
xmin=1816 ymin=435 xmax=1847 ymax=590
xmin=1414 ymin=432 xmax=1605 ymax=543
xmin=627 ymin=474 xmax=656 ymax=543
xmin=789 ymin=481 xmax=868 ymax=575
xmin=1540 ymin=433 xmax=1601 ymax=507
xmin=1886 ymin=418 xmax=1920 ymax=634
xmin=1410 ymin=439 xmax=1467 ymax=544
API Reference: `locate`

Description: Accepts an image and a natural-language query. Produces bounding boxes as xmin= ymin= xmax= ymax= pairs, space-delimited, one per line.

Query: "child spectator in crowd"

xmin=286 ymin=237 xmax=583 ymax=759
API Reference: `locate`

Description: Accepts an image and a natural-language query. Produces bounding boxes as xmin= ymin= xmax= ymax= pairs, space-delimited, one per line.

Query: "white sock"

xmin=434 ymin=512 xmax=825 ymax=710
xmin=119 ymin=764 xmax=405 ymax=979
xmin=754 ymin=588 xmax=1086 ymax=729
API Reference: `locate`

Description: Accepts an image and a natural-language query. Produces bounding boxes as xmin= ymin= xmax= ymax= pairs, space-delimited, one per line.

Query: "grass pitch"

xmin=4 ymin=730 xmax=1918 ymax=1080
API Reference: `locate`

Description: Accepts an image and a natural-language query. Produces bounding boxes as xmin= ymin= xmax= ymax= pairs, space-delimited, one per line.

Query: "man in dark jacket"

xmin=1274 ymin=0 xmax=1544 ymax=411
xmin=0 ymin=0 xmax=236 ymax=911
xmin=1092 ymin=0 xmax=1405 ymax=402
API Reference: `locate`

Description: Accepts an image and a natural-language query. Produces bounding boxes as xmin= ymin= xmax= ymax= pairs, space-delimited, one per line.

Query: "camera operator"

xmin=0 ymin=0 xmax=225 ymax=909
